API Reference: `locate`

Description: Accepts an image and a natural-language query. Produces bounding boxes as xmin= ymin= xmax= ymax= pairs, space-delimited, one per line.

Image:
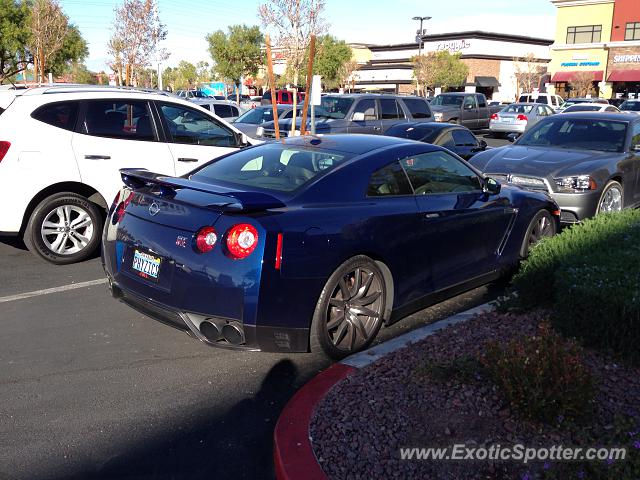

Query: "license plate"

xmin=502 ymin=117 xmax=513 ymax=123
xmin=131 ymin=249 xmax=162 ymax=282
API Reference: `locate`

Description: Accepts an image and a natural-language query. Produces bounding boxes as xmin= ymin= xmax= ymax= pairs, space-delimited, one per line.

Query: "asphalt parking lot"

xmin=0 ymin=133 xmax=510 ymax=480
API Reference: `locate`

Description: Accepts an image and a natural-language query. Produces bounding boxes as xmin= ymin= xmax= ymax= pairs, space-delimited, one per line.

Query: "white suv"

xmin=0 ymin=85 xmax=253 ymax=264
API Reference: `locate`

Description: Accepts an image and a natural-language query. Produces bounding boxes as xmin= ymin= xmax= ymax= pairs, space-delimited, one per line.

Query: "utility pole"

xmin=412 ymin=16 xmax=431 ymax=96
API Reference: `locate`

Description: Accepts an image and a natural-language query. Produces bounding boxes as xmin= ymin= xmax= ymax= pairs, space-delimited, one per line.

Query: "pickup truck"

xmin=429 ymin=93 xmax=502 ymax=130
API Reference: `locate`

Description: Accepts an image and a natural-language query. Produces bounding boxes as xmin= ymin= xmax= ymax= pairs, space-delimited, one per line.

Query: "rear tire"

xmin=520 ymin=210 xmax=556 ymax=259
xmin=23 ymin=193 xmax=103 ymax=265
xmin=310 ymin=256 xmax=387 ymax=359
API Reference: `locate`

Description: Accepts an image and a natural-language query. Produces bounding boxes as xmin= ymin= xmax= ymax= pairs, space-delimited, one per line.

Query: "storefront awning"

xmin=474 ymin=76 xmax=500 ymax=87
xmin=551 ymin=71 xmax=603 ymax=82
xmin=607 ymin=70 xmax=640 ymax=82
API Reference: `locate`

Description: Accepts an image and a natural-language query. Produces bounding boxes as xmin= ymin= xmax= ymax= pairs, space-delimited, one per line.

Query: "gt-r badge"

xmin=175 ymin=236 xmax=188 ymax=248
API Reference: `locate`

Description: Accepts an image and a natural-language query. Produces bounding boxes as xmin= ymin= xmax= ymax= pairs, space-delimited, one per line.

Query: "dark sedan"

xmin=103 ymin=135 xmax=558 ymax=359
xmin=385 ymin=122 xmax=488 ymax=160
xmin=469 ymin=112 xmax=640 ymax=224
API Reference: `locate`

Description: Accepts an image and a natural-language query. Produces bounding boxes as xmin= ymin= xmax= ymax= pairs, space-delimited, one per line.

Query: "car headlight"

xmin=434 ymin=112 xmax=443 ymax=121
xmin=509 ymin=175 xmax=547 ymax=188
xmin=554 ymin=175 xmax=597 ymax=192
xmin=256 ymin=126 xmax=264 ymax=137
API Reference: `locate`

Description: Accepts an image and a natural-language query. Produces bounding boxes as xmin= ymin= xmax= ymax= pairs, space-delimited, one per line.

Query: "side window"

xmin=403 ymin=98 xmax=431 ymax=119
xmin=83 ymin=100 xmax=155 ymax=141
xmin=438 ymin=131 xmax=455 ymax=148
xmin=213 ymin=104 xmax=233 ymax=118
xmin=631 ymin=122 xmax=640 ymax=149
xmin=477 ymin=95 xmax=487 ymax=108
xmin=353 ymin=99 xmax=377 ymax=120
xmin=282 ymin=110 xmax=294 ymax=119
xmin=379 ymin=99 xmax=404 ymax=119
xmin=158 ymin=103 xmax=236 ymax=147
xmin=536 ymin=106 xmax=548 ymax=117
xmin=281 ymin=92 xmax=291 ymax=103
xmin=32 ymin=101 xmax=79 ymax=132
xmin=400 ymin=150 xmax=482 ymax=194
xmin=367 ymin=161 xmax=413 ymax=197
xmin=463 ymin=96 xmax=476 ymax=109
xmin=451 ymin=129 xmax=478 ymax=146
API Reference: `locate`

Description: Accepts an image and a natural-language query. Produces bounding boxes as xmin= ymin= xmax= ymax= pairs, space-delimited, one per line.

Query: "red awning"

xmin=551 ymin=70 xmax=604 ymax=82
xmin=607 ymin=69 xmax=640 ymax=82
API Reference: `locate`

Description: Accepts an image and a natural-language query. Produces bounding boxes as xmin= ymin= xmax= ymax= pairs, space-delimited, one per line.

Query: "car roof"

xmin=505 ymin=102 xmax=547 ymax=107
xmin=279 ymin=133 xmax=427 ymax=154
xmin=387 ymin=121 xmax=458 ymax=131
xmin=435 ymin=92 xmax=475 ymax=96
xmin=322 ymin=93 xmax=427 ymax=100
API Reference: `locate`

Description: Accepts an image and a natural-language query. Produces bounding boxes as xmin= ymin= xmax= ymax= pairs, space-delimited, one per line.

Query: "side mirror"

xmin=507 ymin=133 xmax=519 ymax=143
xmin=234 ymin=131 xmax=249 ymax=147
xmin=352 ymin=112 xmax=365 ymax=122
xmin=464 ymin=104 xmax=474 ymax=110
xmin=479 ymin=139 xmax=487 ymax=149
xmin=483 ymin=177 xmax=501 ymax=195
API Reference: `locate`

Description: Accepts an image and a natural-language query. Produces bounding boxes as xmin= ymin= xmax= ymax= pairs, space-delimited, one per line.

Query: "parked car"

xmin=561 ymin=104 xmax=620 ymax=113
xmin=258 ymin=94 xmax=432 ymax=138
xmin=385 ymin=122 xmax=488 ymax=160
xmin=0 ymin=85 xmax=254 ymax=264
xmin=261 ymin=89 xmax=304 ymax=105
xmin=469 ymin=112 xmax=640 ymax=224
xmin=557 ymin=97 xmax=609 ymax=112
xmin=429 ymin=93 xmax=503 ymax=130
xmin=518 ymin=93 xmax=565 ymax=110
xmin=102 ymin=134 xmax=559 ymax=358
xmin=489 ymin=102 xmax=555 ymax=136
xmin=619 ymin=100 xmax=640 ymax=115
xmin=233 ymin=105 xmax=301 ymax=138
xmin=191 ymin=99 xmax=246 ymax=121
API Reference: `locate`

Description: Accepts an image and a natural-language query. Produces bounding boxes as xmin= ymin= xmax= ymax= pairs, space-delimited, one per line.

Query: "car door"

xmin=400 ymin=150 xmax=515 ymax=290
xmin=155 ymin=101 xmax=241 ymax=176
xmin=71 ymin=99 xmax=174 ymax=206
xmin=461 ymin=95 xmax=479 ymax=130
xmin=630 ymin=121 xmax=640 ymax=204
xmin=476 ymin=94 xmax=490 ymax=129
xmin=450 ymin=128 xmax=481 ymax=160
xmin=348 ymin=98 xmax=381 ymax=134
xmin=378 ymin=98 xmax=406 ymax=133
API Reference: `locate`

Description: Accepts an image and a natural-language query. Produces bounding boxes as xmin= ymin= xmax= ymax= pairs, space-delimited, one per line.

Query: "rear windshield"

xmin=503 ymin=104 xmax=535 ymax=114
xmin=190 ymin=143 xmax=353 ymax=192
xmin=403 ymin=98 xmax=431 ymax=118
xmin=431 ymin=95 xmax=463 ymax=107
xmin=563 ymin=105 xmax=602 ymax=112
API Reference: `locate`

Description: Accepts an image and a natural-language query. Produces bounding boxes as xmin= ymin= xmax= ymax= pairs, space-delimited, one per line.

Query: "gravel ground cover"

xmin=310 ymin=311 xmax=640 ymax=479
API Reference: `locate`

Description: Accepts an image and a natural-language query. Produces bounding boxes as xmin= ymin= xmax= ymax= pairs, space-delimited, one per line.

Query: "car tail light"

xmin=0 ymin=141 xmax=10 ymax=162
xmin=226 ymin=224 xmax=258 ymax=259
xmin=275 ymin=233 xmax=283 ymax=270
xmin=516 ymin=114 xmax=528 ymax=122
xmin=490 ymin=113 xmax=498 ymax=121
xmin=113 ymin=193 xmax=133 ymax=224
xmin=195 ymin=226 xmax=218 ymax=253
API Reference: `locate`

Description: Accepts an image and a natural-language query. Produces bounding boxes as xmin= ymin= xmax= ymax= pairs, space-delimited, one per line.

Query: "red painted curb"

xmin=274 ymin=362 xmax=356 ymax=480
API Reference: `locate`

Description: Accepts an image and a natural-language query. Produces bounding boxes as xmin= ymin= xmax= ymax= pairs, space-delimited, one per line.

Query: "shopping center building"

xmin=349 ymin=31 xmax=553 ymax=102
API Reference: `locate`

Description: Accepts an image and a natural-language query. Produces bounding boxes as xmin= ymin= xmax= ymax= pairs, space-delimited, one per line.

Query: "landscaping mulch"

xmin=310 ymin=311 xmax=640 ymax=479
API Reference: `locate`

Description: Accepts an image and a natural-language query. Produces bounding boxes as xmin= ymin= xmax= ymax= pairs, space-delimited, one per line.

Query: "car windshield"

xmin=314 ymin=96 xmax=354 ymax=119
xmin=620 ymin=101 xmax=640 ymax=111
xmin=517 ymin=117 xmax=628 ymax=152
xmin=563 ymin=105 xmax=602 ymax=112
xmin=235 ymin=107 xmax=285 ymax=124
xmin=190 ymin=143 xmax=353 ymax=192
xmin=386 ymin=125 xmax=439 ymax=142
xmin=502 ymin=104 xmax=535 ymax=114
xmin=430 ymin=95 xmax=463 ymax=107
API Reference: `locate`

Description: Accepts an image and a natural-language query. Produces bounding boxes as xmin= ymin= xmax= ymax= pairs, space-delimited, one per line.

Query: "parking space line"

xmin=0 ymin=278 xmax=108 ymax=304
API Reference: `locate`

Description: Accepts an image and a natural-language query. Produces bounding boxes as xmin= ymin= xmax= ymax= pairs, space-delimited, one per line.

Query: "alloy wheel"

xmin=325 ymin=267 xmax=384 ymax=352
xmin=598 ymin=186 xmax=622 ymax=213
xmin=527 ymin=213 xmax=554 ymax=250
xmin=40 ymin=205 xmax=94 ymax=255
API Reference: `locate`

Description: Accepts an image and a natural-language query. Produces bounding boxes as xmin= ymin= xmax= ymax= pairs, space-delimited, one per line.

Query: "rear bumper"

xmin=489 ymin=123 xmax=526 ymax=133
xmin=107 ymin=278 xmax=310 ymax=353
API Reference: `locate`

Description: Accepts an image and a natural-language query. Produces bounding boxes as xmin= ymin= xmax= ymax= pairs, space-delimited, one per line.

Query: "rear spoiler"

xmin=120 ymin=168 xmax=286 ymax=212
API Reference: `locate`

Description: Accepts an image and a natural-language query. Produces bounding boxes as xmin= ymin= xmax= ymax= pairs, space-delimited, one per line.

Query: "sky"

xmin=58 ymin=0 xmax=558 ymax=73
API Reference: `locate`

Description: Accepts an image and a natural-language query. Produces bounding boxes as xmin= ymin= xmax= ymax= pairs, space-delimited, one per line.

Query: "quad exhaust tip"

xmin=199 ymin=321 xmax=222 ymax=342
xmin=222 ymin=322 xmax=245 ymax=345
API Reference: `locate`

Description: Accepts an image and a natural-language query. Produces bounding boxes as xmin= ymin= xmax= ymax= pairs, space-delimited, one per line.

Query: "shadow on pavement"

xmin=0 ymin=235 xmax=28 ymax=251
xmin=60 ymin=359 xmax=302 ymax=480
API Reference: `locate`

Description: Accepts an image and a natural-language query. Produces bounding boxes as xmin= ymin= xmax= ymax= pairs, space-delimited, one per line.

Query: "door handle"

xmin=424 ymin=212 xmax=441 ymax=219
xmin=178 ymin=157 xmax=199 ymax=162
xmin=84 ymin=155 xmax=111 ymax=160
xmin=373 ymin=126 xmax=381 ymax=131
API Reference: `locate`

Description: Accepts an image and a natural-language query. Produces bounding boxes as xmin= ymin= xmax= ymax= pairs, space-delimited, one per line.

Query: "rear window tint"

xmin=403 ymin=98 xmax=431 ymax=119
xmin=31 ymin=101 xmax=79 ymax=131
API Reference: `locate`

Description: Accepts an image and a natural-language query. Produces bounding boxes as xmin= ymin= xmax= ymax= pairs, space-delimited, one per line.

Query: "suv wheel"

xmin=24 ymin=193 xmax=103 ymax=264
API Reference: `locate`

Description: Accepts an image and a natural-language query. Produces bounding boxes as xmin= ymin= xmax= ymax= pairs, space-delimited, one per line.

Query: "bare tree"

xmin=513 ymin=53 xmax=545 ymax=96
xmin=338 ymin=59 xmax=360 ymax=92
xmin=258 ymin=0 xmax=327 ymax=87
xmin=28 ymin=0 xmax=68 ymax=84
xmin=108 ymin=0 xmax=167 ymax=86
xmin=570 ymin=71 xmax=595 ymax=97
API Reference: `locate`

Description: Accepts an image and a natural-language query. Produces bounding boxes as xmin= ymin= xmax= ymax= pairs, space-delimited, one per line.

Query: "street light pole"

xmin=412 ymin=15 xmax=431 ymax=96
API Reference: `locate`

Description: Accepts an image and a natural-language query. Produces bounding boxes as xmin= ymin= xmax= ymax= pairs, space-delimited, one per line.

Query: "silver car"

xmin=489 ymin=102 xmax=554 ymax=137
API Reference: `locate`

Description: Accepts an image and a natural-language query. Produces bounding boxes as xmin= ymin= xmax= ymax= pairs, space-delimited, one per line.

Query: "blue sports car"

xmin=102 ymin=135 xmax=559 ymax=359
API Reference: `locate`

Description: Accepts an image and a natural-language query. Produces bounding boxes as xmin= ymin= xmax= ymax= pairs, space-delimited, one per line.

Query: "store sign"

xmin=560 ymin=61 xmax=600 ymax=67
xmin=613 ymin=55 xmax=640 ymax=63
xmin=436 ymin=40 xmax=471 ymax=53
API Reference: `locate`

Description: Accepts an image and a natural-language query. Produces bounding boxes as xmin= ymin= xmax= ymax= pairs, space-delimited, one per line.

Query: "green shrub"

xmin=511 ymin=210 xmax=640 ymax=363
xmin=481 ymin=322 xmax=595 ymax=423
